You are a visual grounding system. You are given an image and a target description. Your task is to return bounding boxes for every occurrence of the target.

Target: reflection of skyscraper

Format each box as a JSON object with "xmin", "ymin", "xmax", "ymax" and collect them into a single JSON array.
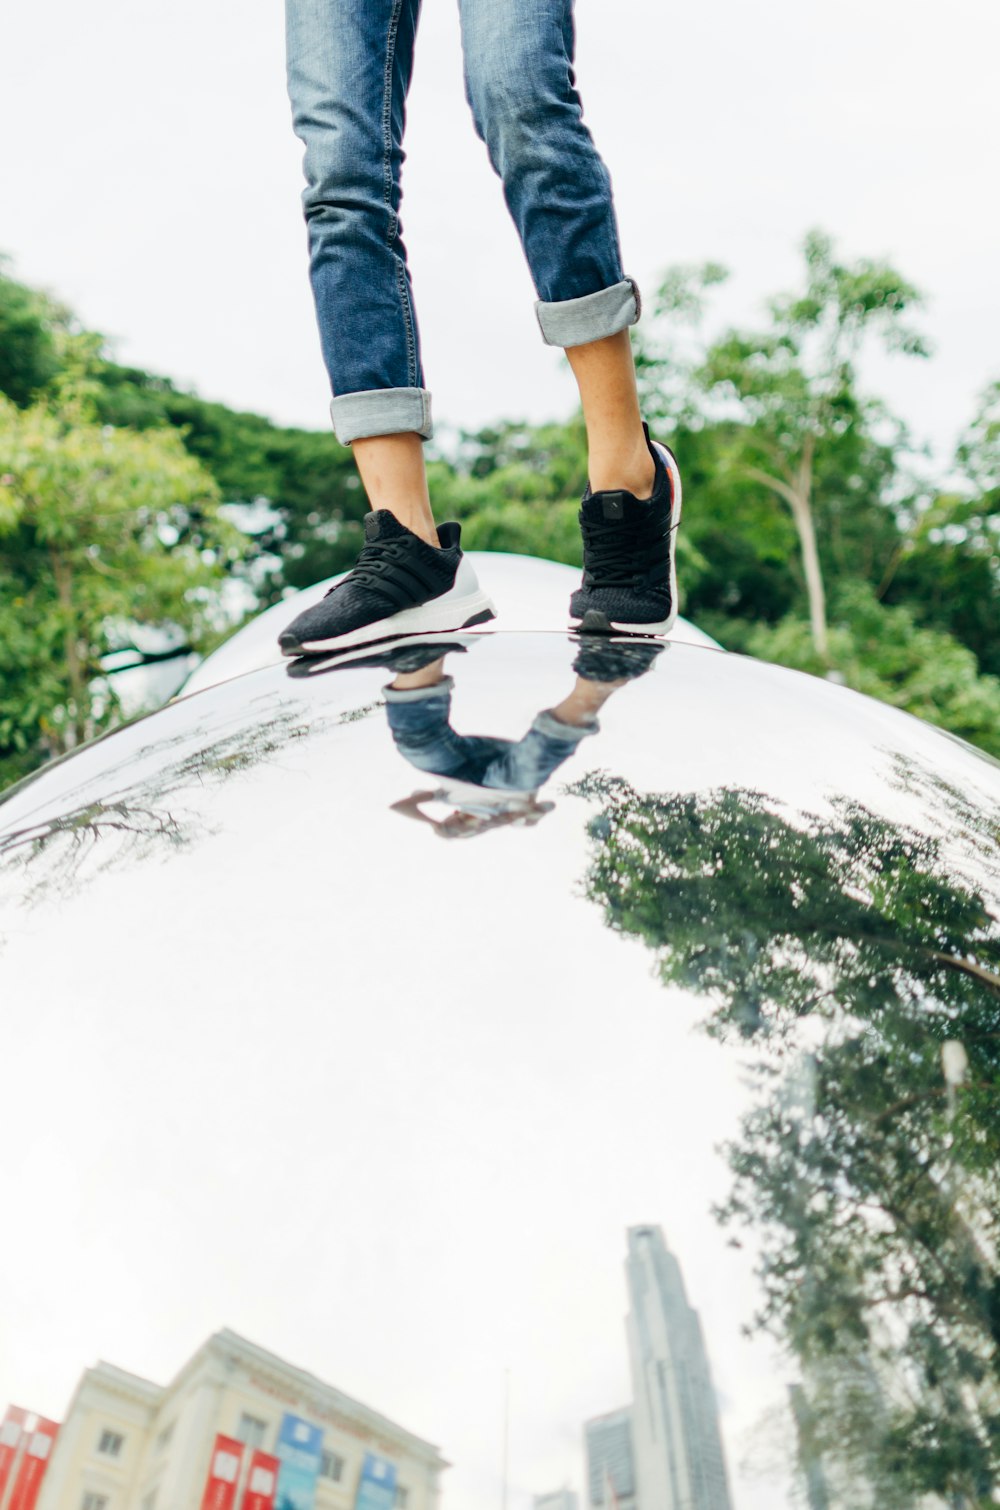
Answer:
[
  {"xmin": 625, "ymin": 1225, "xmax": 732, "ymax": 1510},
  {"xmin": 584, "ymin": 1408, "xmax": 638, "ymax": 1509},
  {"xmin": 534, "ymin": 1491, "xmax": 580, "ymax": 1510}
]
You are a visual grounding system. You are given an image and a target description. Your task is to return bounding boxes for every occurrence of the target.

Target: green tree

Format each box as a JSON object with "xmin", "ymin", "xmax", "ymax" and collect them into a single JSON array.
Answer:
[
  {"xmin": 0, "ymin": 391, "xmax": 243, "ymax": 785},
  {"xmin": 570, "ymin": 765, "xmax": 1000, "ymax": 1504},
  {"xmin": 4, "ymin": 253, "xmax": 996, "ymax": 773},
  {"xmin": 0, "ymin": 264, "xmax": 64, "ymax": 407},
  {"xmin": 89, "ymin": 360, "xmax": 362, "ymax": 596},
  {"xmin": 424, "ymin": 417, "xmax": 589, "ymax": 565},
  {"xmin": 735, "ymin": 580, "xmax": 1000, "ymax": 759},
  {"xmin": 882, "ymin": 379, "xmax": 1000, "ymax": 678},
  {"xmin": 636, "ymin": 233, "xmax": 929, "ymax": 661}
]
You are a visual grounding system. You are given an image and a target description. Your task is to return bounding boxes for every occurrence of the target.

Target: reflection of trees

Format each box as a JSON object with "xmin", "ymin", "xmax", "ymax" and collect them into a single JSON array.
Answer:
[
  {"xmin": 0, "ymin": 702, "xmax": 314, "ymax": 910},
  {"xmin": 569, "ymin": 768, "xmax": 1000, "ymax": 1506}
]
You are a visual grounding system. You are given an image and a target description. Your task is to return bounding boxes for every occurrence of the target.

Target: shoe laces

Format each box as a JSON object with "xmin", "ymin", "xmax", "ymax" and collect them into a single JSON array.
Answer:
[
  {"xmin": 581, "ymin": 512, "xmax": 651, "ymax": 587},
  {"xmin": 325, "ymin": 537, "xmax": 407, "ymax": 597}
]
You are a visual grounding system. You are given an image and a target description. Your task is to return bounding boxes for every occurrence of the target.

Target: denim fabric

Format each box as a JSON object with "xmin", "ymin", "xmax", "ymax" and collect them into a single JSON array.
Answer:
[
  {"xmin": 285, "ymin": 0, "xmax": 636, "ymax": 442},
  {"xmin": 535, "ymin": 277, "xmax": 640, "ymax": 349},
  {"xmin": 383, "ymin": 680, "xmax": 596, "ymax": 794}
]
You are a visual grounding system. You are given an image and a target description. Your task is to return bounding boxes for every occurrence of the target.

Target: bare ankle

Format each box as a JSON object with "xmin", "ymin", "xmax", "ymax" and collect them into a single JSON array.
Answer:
[
  {"xmin": 589, "ymin": 436, "xmax": 656, "ymax": 498},
  {"xmin": 352, "ymin": 433, "xmax": 439, "ymax": 546}
]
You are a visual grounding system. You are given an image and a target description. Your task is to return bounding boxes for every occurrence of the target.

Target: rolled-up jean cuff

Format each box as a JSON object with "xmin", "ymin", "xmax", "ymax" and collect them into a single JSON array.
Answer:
[
  {"xmin": 533, "ymin": 710, "xmax": 599, "ymax": 743},
  {"xmin": 382, "ymin": 676, "xmax": 454, "ymax": 705},
  {"xmin": 534, "ymin": 277, "xmax": 641, "ymax": 349},
  {"xmin": 330, "ymin": 387, "xmax": 434, "ymax": 445}
]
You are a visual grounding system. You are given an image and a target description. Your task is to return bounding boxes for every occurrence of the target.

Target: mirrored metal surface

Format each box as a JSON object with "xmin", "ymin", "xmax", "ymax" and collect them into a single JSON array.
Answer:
[{"xmin": 2, "ymin": 627, "xmax": 998, "ymax": 1510}]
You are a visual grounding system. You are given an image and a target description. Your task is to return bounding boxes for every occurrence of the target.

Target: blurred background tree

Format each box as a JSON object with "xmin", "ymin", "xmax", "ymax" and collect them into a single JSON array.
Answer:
[
  {"xmin": 0, "ymin": 372, "xmax": 243, "ymax": 783},
  {"xmin": 0, "ymin": 232, "xmax": 997, "ymax": 790}
]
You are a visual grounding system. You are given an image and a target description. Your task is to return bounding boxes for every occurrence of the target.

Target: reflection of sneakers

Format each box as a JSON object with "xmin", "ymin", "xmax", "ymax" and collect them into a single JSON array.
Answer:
[
  {"xmin": 278, "ymin": 512, "xmax": 496, "ymax": 657},
  {"xmin": 569, "ymin": 424, "xmax": 682, "ymax": 636},
  {"xmin": 572, "ymin": 636, "xmax": 665, "ymax": 683},
  {"xmin": 286, "ymin": 633, "xmax": 479, "ymax": 679}
]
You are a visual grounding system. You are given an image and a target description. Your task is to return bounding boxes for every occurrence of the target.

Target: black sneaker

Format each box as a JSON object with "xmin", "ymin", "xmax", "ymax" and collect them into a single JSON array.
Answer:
[
  {"xmin": 278, "ymin": 512, "xmax": 496, "ymax": 657},
  {"xmin": 571, "ymin": 636, "xmax": 665, "ymax": 683},
  {"xmin": 285, "ymin": 633, "xmax": 479, "ymax": 679},
  {"xmin": 569, "ymin": 424, "xmax": 682, "ymax": 635}
]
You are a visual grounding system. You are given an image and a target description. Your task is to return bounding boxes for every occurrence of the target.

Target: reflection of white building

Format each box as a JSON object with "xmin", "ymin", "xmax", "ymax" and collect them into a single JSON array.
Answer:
[
  {"xmin": 35, "ymin": 1329, "xmax": 446, "ymax": 1510},
  {"xmin": 534, "ymin": 1492, "xmax": 579, "ymax": 1510},
  {"xmin": 584, "ymin": 1408, "xmax": 638, "ymax": 1510},
  {"xmin": 625, "ymin": 1226, "xmax": 732, "ymax": 1510}
]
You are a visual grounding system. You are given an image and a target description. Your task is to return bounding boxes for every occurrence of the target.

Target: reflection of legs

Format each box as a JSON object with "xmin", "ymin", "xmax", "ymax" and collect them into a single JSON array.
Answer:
[
  {"xmin": 549, "ymin": 637, "xmax": 664, "ymax": 726},
  {"xmin": 384, "ymin": 662, "xmax": 514, "ymax": 780},
  {"xmin": 388, "ymin": 654, "xmax": 594, "ymax": 792},
  {"xmin": 550, "ymin": 674, "xmax": 625, "ymax": 728},
  {"xmin": 391, "ymin": 659, "xmax": 447, "ymax": 695}
]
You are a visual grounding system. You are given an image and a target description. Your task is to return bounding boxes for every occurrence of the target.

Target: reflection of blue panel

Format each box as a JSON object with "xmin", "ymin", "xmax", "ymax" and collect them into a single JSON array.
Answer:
[
  {"xmin": 355, "ymin": 1452, "xmax": 398, "ymax": 1510},
  {"xmin": 275, "ymin": 1413, "xmax": 324, "ymax": 1510}
]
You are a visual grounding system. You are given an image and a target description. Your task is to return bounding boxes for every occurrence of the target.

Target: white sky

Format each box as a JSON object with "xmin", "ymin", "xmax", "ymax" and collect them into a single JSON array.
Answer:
[{"xmin": 2, "ymin": 0, "xmax": 999, "ymax": 466}]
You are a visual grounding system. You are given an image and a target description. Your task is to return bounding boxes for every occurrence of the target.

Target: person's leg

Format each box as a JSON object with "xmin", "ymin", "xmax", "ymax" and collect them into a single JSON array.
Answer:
[
  {"xmin": 286, "ymin": 0, "xmax": 428, "ymax": 440},
  {"xmin": 281, "ymin": 0, "xmax": 496, "ymax": 652},
  {"xmin": 352, "ymin": 434, "xmax": 436, "ymax": 547},
  {"xmin": 458, "ymin": 0, "xmax": 649, "ymax": 490},
  {"xmin": 564, "ymin": 332, "xmax": 655, "ymax": 499},
  {"xmin": 459, "ymin": 0, "xmax": 681, "ymax": 633},
  {"xmin": 285, "ymin": 0, "xmax": 433, "ymax": 538}
]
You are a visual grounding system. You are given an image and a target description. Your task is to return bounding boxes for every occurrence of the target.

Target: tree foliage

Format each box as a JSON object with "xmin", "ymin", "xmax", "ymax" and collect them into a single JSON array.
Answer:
[
  {"xmin": 569, "ymin": 764, "xmax": 1000, "ymax": 1505},
  {"xmin": 0, "ymin": 235, "xmax": 997, "ymax": 789},
  {"xmin": 0, "ymin": 263, "xmax": 64, "ymax": 406},
  {"xmin": 635, "ymin": 232, "xmax": 930, "ymax": 661},
  {"xmin": 0, "ymin": 390, "xmax": 242, "ymax": 782}
]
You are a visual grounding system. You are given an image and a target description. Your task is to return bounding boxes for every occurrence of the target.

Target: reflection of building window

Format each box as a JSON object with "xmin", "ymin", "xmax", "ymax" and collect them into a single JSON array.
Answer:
[
  {"xmin": 154, "ymin": 1421, "xmax": 174, "ymax": 1452},
  {"xmin": 82, "ymin": 1495, "xmax": 109, "ymax": 1510},
  {"xmin": 320, "ymin": 1450, "xmax": 344, "ymax": 1481},
  {"xmin": 237, "ymin": 1414, "xmax": 268, "ymax": 1450},
  {"xmin": 394, "ymin": 1489, "xmax": 409, "ymax": 1508},
  {"xmin": 97, "ymin": 1430, "xmax": 124, "ymax": 1458}
]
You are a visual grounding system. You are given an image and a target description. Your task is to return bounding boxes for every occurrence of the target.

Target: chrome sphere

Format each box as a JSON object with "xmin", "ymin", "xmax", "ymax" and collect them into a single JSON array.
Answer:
[{"xmin": 2, "ymin": 618, "xmax": 998, "ymax": 1510}]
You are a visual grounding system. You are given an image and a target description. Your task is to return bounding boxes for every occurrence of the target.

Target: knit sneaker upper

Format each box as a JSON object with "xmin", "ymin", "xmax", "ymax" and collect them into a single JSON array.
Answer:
[
  {"xmin": 572, "ymin": 637, "xmax": 665, "ymax": 683},
  {"xmin": 280, "ymin": 512, "xmax": 461, "ymax": 648},
  {"xmin": 570, "ymin": 435, "xmax": 677, "ymax": 624}
]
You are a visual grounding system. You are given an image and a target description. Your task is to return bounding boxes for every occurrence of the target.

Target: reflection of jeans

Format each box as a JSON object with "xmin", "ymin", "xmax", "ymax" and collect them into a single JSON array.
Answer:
[
  {"xmin": 384, "ymin": 679, "xmax": 595, "ymax": 792},
  {"xmin": 285, "ymin": 0, "xmax": 639, "ymax": 443}
]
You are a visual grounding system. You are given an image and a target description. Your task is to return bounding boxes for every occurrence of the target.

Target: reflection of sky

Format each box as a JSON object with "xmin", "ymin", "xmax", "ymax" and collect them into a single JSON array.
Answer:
[{"xmin": 3, "ymin": 635, "xmax": 999, "ymax": 1509}]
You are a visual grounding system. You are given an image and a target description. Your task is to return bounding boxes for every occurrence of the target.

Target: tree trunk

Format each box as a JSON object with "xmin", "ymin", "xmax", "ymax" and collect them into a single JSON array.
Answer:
[
  {"xmin": 789, "ymin": 492, "xmax": 829, "ymax": 661},
  {"xmin": 748, "ymin": 434, "xmax": 829, "ymax": 661},
  {"xmin": 50, "ymin": 547, "xmax": 86, "ymax": 748}
]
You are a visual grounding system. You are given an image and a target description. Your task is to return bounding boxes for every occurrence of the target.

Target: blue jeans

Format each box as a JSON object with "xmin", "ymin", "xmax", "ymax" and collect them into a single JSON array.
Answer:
[
  {"xmin": 285, "ymin": 0, "xmax": 640, "ymax": 443},
  {"xmin": 384, "ymin": 678, "xmax": 596, "ymax": 793}
]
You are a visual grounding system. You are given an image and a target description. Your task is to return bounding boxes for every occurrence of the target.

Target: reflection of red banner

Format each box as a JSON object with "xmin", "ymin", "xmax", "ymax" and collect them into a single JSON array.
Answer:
[
  {"xmin": 200, "ymin": 1435, "xmax": 245, "ymax": 1510},
  {"xmin": 239, "ymin": 1449, "xmax": 280, "ymax": 1510},
  {"xmin": 7, "ymin": 1417, "xmax": 59, "ymax": 1510},
  {"xmin": 0, "ymin": 1406, "xmax": 29, "ymax": 1498}
]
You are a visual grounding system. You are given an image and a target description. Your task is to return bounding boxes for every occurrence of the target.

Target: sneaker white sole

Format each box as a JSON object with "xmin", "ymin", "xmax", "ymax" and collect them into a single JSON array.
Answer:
[
  {"xmin": 289, "ymin": 589, "xmax": 497, "ymax": 657},
  {"xmin": 288, "ymin": 629, "xmax": 486, "ymax": 671},
  {"xmin": 570, "ymin": 441, "xmax": 683, "ymax": 637}
]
